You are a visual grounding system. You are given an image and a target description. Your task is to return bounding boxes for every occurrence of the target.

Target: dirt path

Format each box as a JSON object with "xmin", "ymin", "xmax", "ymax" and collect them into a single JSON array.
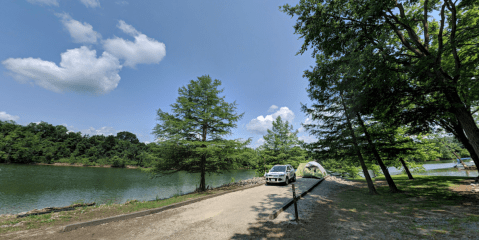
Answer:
[{"xmin": 2, "ymin": 178, "xmax": 320, "ymax": 240}]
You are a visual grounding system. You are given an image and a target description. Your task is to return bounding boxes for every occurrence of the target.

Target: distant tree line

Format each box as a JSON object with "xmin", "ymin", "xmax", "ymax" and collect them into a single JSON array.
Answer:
[{"xmin": 0, "ymin": 120, "xmax": 157, "ymax": 167}]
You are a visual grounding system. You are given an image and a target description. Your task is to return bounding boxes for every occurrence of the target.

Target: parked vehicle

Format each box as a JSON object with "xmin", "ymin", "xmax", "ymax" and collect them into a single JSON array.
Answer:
[{"xmin": 264, "ymin": 164, "xmax": 296, "ymax": 185}]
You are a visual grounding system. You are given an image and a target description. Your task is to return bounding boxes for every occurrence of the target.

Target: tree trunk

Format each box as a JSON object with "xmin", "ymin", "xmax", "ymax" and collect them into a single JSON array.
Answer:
[
  {"xmin": 199, "ymin": 154, "xmax": 206, "ymax": 192},
  {"xmin": 199, "ymin": 125, "xmax": 207, "ymax": 192},
  {"xmin": 356, "ymin": 112, "xmax": 401, "ymax": 193},
  {"xmin": 399, "ymin": 157, "xmax": 414, "ymax": 180},
  {"xmin": 452, "ymin": 121, "xmax": 479, "ymax": 175},
  {"xmin": 443, "ymin": 88, "xmax": 479, "ymax": 169},
  {"xmin": 341, "ymin": 94, "xmax": 378, "ymax": 195}
]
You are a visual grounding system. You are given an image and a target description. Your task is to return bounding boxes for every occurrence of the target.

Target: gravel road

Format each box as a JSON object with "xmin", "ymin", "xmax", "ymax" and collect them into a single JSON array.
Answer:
[
  {"xmin": 4, "ymin": 177, "xmax": 321, "ymax": 240},
  {"xmin": 272, "ymin": 176, "xmax": 357, "ymax": 223}
]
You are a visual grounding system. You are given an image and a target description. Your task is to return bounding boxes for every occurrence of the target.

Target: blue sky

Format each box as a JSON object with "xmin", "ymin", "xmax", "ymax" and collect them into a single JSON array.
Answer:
[{"xmin": 0, "ymin": 0, "xmax": 317, "ymax": 147}]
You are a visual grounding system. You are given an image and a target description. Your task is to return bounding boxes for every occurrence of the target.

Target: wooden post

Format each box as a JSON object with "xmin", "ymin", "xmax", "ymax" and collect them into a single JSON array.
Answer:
[{"xmin": 292, "ymin": 184, "xmax": 299, "ymax": 222}]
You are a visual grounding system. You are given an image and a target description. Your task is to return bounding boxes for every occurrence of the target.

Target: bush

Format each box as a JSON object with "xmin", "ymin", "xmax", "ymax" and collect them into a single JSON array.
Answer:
[
  {"xmin": 81, "ymin": 157, "xmax": 94, "ymax": 166},
  {"xmin": 111, "ymin": 156, "xmax": 126, "ymax": 168},
  {"xmin": 97, "ymin": 158, "xmax": 109, "ymax": 166}
]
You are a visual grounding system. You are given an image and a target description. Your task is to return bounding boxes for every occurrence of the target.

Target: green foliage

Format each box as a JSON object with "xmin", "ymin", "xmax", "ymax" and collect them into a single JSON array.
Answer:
[
  {"xmin": 0, "ymin": 120, "xmax": 155, "ymax": 167},
  {"xmin": 282, "ymin": 0, "xmax": 479, "ymax": 174},
  {"xmin": 111, "ymin": 156, "xmax": 126, "ymax": 168},
  {"xmin": 151, "ymin": 75, "xmax": 247, "ymax": 191},
  {"xmin": 258, "ymin": 116, "xmax": 308, "ymax": 172}
]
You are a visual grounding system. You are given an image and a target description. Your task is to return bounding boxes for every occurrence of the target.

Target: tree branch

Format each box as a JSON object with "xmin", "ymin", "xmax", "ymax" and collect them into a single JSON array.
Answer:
[
  {"xmin": 436, "ymin": 3, "xmax": 446, "ymax": 66},
  {"xmin": 445, "ymin": 0, "xmax": 461, "ymax": 81},
  {"xmin": 423, "ymin": 0, "xmax": 429, "ymax": 50}
]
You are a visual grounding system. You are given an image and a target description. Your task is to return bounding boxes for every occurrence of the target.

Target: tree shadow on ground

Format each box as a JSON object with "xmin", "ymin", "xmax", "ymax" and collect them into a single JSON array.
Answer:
[{"xmin": 230, "ymin": 178, "xmax": 350, "ymax": 240}]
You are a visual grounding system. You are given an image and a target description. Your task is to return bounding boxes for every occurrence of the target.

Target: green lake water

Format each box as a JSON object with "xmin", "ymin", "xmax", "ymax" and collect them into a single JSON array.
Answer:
[{"xmin": 0, "ymin": 164, "xmax": 256, "ymax": 215}]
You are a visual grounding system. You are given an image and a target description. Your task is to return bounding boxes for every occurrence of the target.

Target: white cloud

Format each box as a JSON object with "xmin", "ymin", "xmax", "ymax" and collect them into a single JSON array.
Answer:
[
  {"xmin": 299, "ymin": 135, "xmax": 317, "ymax": 143},
  {"xmin": 249, "ymin": 138, "xmax": 265, "ymax": 148},
  {"xmin": 116, "ymin": 20, "xmax": 139, "ymax": 36},
  {"xmin": 82, "ymin": 126, "xmax": 117, "ymax": 136},
  {"xmin": 246, "ymin": 106, "xmax": 295, "ymax": 135},
  {"xmin": 115, "ymin": 1, "xmax": 128, "ymax": 6},
  {"xmin": 56, "ymin": 13, "xmax": 101, "ymax": 44},
  {"xmin": 267, "ymin": 105, "xmax": 278, "ymax": 113},
  {"xmin": 0, "ymin": 111, "xmax": 20, "ymax": 121},
  {"xmin": 102, "ymin": 20, "xmax": 166, "ymax": 68},
  {"xmin": 79, "ymin": 0, "xmax": 100, "ymax": 8},
  {"xmin": 27, "ymin": 0, "xmax": 59, "ymax": 6},
  {"xmin": 2, "ymin": 46, "xmax": 122, "ymax": 94},
  {"xmin": 298, "ymin": 116, "xmax": 313, "ymax": 133}
]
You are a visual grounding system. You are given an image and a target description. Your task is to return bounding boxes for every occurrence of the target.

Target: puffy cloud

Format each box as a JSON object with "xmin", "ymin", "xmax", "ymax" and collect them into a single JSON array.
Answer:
[
  {"xmin": 116, "ymin": 20, "xmax": 139, "ymax": 36},
  {"xmin": 115, "ymin": 1, "xmax": 128, "ymax": 6},
  {"xmin": 79, "ymin": 0, "xmax": 100, "ymax": 8},
  {"xmin": 246, "ymin": 106, "xmax": 295, "ymax": 135},
  {"xmin": 27, "ymin": 0, "xmax": 59, "ymax": 6},
  {"xmin": 102, "ymin": 20, "xmax": 166, "ymax": 68},
  {"xmin": 267, "ymin": 105, "xmax": 278, "ymax": 113},
  {"xmin": 2, "ymin": 46, "xmax": 122, "ymax": 94},
  {"xmin": 82, "ymin": 126, "xmax": 117, "ymax": 136},
  {"xmin": 298, "ymin": 135, "xmax": 317, "ymax": 143},
  {"xmin": 0, "ymin": 111, "xmax": 20, "ymax": 121},
  {"xmin": 56, "ymin": 13, "xmax": 101, "ymax": 44}
]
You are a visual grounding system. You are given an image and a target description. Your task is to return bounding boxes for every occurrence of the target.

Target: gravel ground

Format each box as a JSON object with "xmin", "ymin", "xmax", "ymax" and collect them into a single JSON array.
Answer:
[{"xmin": 272, "ymin": 176, "xmax": 357, "ymax": 223}]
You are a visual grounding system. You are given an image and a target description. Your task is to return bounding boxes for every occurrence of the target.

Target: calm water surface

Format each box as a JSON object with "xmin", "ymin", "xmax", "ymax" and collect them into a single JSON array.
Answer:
[
  {"xmin": 387, "ymin": 162, "xmax": 477, "ymax": 177},
  {"xmin": 0, "ymin": 164, "xmax": 256, "ymax": 215}
]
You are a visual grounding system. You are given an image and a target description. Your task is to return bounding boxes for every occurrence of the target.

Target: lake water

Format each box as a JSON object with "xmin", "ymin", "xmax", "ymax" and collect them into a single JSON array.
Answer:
[
  {"xmin": 387, "ymin": 162, "xmax": 478, "ymax": 177},
  {"xmin": 355, "ymin": 162, "xmax": 478, "ymax": 178},
  {"xmin": 0, "ymin": 164, "xmax": 256, "ymax": 215}
]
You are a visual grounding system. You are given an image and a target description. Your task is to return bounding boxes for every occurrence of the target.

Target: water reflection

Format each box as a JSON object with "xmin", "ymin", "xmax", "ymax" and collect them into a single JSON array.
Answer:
[{"xmin": 0, "ymin": 164, "xmax": 256, "ymax": 215}]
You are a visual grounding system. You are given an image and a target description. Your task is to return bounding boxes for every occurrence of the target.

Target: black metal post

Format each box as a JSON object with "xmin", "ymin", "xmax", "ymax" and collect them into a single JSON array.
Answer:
[{"xmin": 292, "ymin": 184, "xmax": 299, "ymax": 222}]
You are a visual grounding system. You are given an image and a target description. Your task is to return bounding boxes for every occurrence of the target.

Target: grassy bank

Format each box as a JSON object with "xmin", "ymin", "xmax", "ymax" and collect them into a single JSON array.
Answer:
[
  {"xmin": 330, "ymin": 175, "xmax": 479, "ymax": 238},
  {"xmin": 0, "ymin": 183, "xmax": 257, "ymax": 235}
]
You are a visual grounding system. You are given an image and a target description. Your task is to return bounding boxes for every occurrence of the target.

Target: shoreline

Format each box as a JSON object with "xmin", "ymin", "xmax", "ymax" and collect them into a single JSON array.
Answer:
[
  {"xmin": 0, "ymin": 162, "xmax": 145, "ymax": 169},
  {"xmin": 0, "ymin": 176, "xmax": 266, "ymax": 218},
  {"xmin": 33, "ymin": 162, "xmax": 142, "ymax": 169}
]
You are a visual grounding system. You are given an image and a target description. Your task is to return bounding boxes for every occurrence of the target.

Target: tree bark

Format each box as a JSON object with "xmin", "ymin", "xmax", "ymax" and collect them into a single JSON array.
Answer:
[
  {"xmin": 356, "ymin": 113, "xmax": 401, "ymax": 193},
  {"xmin": 199, "ymin": 154, "xmax": 206, "ymax": 191},
  {"xmin": 399, "ymin": 157, "xmax": 414, "ymax": 180},
  {"xmin": 199, "ymin": 125, "xmax": 207, "ymax": 192},
  {"xmin": 452, "ymin": 121, "xmax": 479, "ymax": 175},
  {"xmin": 341, "ymin": 95, "xmax": 378, "ymax": 195},
  {"xmin": 443, "ymin": 88, "xmax": 479, "ymax": 169}
]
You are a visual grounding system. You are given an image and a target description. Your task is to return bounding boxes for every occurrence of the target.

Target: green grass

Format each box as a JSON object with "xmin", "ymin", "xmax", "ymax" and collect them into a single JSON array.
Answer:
[
  {"xmin": 118, "ymin": 192, "xmax": 213, "ymax": 213},
  {"xmin": 331, "ymin": 175, "xmax": 478, "ymax": 238},
  {"xmin": 338, "ymin": 175, "xmax": 471, "ymax": 211}
]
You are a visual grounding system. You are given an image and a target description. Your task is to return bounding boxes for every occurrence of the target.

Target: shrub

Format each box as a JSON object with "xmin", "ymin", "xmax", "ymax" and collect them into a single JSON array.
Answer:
[{"xmin": 111, "ymin": 156, "xmax": 126, "ymax": 168}]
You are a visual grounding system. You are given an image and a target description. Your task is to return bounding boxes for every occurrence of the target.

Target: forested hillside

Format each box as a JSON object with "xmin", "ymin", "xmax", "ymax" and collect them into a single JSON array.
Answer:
[{"xmin": 0, "ymin": 120, "xmax": 156, "ymax": 167}]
